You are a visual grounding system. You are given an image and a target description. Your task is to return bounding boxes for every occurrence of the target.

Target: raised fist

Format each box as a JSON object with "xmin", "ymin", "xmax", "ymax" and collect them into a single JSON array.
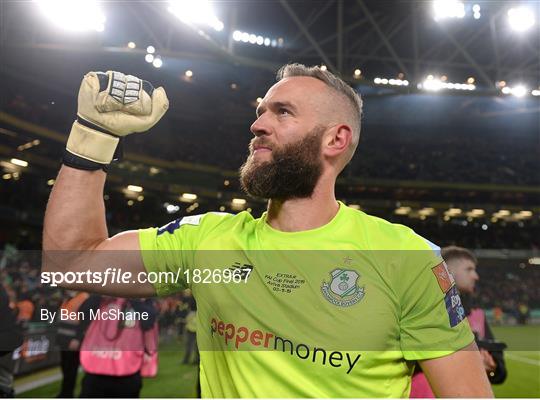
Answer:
[{"xmin": 64, "ymin": 71, "xmax": 169, "ymax": 170}]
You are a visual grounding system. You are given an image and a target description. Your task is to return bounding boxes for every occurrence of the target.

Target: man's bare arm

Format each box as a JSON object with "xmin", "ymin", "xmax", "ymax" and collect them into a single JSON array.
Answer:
[
  {"xmin": 41, "ymin": 71, "xmax": 168, "ymax": 297},
  {"xmin": 42, "ymin": 165, "xmax": 155, "ymax": 297},
  {"xmin": 419, "ymin": 341, "xmax": 494, "ymax": 398}
]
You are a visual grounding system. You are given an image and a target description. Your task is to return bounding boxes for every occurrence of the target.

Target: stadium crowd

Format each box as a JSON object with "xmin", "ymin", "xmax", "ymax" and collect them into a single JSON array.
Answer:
[{"xmin": 2, "ymin": 92, "xmax": 539, "ymax": 186}]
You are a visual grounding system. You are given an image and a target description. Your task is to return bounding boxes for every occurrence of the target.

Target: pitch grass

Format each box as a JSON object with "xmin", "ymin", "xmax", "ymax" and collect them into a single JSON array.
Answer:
[
  {"xmin": 17, "ymin": 338, "xmax": 199, "ymax": 398},
  {"xmin": 490, "ymin": 325, "xmax": 540, "ymax": 398},
  {"xmin": 18, "ymin": 326, "xmax": 540, "ymax": 398}
]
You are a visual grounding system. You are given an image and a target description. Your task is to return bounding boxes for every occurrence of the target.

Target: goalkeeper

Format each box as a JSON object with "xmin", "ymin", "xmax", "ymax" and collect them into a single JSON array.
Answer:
[{"xmin": 43, "ymin": 66, "xmax": 493, "ymax": 397}]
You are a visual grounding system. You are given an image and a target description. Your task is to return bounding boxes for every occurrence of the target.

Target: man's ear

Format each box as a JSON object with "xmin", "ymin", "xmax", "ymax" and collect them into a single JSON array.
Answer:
[{"xmin": 323, "ymin": 124, "xmax": 352, "ymax": 158}]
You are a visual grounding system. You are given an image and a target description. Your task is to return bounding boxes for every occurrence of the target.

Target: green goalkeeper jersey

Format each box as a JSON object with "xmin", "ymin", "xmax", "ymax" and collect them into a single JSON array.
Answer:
[{"xmin": 139, "ymin": 202, "xmax": 473, "ymax": 398}]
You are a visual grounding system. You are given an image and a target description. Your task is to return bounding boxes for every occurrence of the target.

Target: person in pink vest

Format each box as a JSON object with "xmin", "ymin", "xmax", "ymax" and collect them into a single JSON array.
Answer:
[
  {"xmin": 411, "ymin": 246, "xmax": 507, "ymax": 398},
  {"xmin": 77, "ymin": 296, "xmax": 158, "ymax": 398}
]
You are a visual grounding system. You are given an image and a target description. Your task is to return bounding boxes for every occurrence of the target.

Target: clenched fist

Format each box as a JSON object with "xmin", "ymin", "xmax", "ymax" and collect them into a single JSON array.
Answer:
[{"xmin": 64, "ymin": 71, "xmax": 169, "ymax": 170}]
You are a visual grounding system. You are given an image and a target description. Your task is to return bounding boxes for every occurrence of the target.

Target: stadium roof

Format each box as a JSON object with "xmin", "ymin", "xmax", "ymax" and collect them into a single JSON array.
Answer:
[{"xmin": 1, "ymin": 1, "xmax": 540, "ymax": 89}]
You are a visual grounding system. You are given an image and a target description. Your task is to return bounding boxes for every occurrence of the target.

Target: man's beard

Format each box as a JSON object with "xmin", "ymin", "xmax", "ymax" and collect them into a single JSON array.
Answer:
[{"xmin": 239, "ymin": 126, "xmax": 325, "ymax": 200}]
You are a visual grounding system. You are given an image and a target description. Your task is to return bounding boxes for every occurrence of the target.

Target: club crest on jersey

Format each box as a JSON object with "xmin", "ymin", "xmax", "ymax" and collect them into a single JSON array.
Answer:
[{"xmin": 321, "ymin": 269, "xmax": 365, "ymax": 307}]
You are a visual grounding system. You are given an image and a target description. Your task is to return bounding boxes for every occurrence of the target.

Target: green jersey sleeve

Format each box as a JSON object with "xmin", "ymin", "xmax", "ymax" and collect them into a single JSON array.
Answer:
[
  {"xmin": 138, "ymin": 214, "xmax": 206, "ymax": 296},
  {"xmin": 397, "ymin": 233, "xmax": 474, "ymax": 360}
]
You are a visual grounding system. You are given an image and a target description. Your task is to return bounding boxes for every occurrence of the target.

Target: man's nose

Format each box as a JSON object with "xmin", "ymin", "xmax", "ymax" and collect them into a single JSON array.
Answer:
[{"xmin": 250, "ymin": 116, "xmax": 270, "ymax": 137}]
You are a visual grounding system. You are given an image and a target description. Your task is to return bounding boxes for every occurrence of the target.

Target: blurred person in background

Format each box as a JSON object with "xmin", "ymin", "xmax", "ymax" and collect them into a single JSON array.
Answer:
[
  {"xmin": 15, "ymin": 291, "xmax": 34, "ymax": 324},
  {"xmin": 517, "ymin": 302, "xmax": 530, "ymax": 325},
  {"xmin": 493, "ymin": 305, "xmax": 504, "ymax": 325},
  {"xmin": 0, "ymin": 284, "xmax": 23, "ymax": 398},
  {"xmin": 411, "ymin": 246, "xmax": 507, "ymax": 397},
  {"xmin": 443, "ymin": 246, "xmax": 506, "ymax": 384},
  {"xmin": 182, "ymin": 294, "xmax": 198, "ymax": 365},
  {"xmin": 78, "ymin": 296, "xmax": 158, "ymax": 398},
  {"xmin": 55, "ymin": 291, "xmax": 89, "ymax": 398}
]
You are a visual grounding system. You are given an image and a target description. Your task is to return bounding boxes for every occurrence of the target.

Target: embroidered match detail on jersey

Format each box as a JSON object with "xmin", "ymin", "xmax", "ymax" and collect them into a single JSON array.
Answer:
[{"xmin": 264, "ymin": 272, "xmax": 305, "ymax": 294}]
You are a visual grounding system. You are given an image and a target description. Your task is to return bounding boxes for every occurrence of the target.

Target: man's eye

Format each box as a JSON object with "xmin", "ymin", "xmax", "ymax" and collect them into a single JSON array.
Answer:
[{"xmin": 278, "ymin": 108, "xmax": 290, "ymax": 116}]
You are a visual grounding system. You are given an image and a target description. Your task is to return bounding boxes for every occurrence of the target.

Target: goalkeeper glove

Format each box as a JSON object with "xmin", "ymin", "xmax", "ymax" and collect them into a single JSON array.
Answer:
[{"xmin": 63, "ymin": 71, "xmax": 169, "ymax": 171}]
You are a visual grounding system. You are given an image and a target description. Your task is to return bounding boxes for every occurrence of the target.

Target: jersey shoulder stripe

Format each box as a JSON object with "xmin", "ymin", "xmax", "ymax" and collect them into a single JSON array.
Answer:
[{"xmin": 157, "ymin": 212, "xmax": 234, "ymax": 236}]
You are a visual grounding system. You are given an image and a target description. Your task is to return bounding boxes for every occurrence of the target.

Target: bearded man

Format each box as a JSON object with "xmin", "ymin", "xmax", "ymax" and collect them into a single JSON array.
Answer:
[{"xmin": 42, "ymin": 64, "xmax": 492, "ymax": 397}]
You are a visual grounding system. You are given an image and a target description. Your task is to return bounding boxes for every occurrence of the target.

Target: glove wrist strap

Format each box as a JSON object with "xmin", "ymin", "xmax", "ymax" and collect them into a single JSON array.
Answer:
[
  {"xmin": 62, "ymin": 149, "xmax": 108, "ymax": 171},
  {"xmin": 65, "ymin": 120, "xmax": 119, "ymax": 167}
]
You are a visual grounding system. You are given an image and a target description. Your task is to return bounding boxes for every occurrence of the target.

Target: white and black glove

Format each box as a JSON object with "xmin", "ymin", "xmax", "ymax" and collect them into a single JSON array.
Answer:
[{"xmin": 63, "ymin": 71, "xmax": 169, "ymax": 171}]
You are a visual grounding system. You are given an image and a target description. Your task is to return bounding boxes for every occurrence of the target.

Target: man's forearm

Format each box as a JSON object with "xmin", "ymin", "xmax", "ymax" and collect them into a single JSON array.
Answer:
[{"xmin": 43, "ymin": 165, "xmax": 108, "ymax": 251}]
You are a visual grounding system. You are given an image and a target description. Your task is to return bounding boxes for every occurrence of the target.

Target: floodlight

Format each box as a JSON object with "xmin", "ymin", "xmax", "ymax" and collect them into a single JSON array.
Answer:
[
  {"xmin": 128, "ymin": 42, "xmax": 136, "ymax": 49},
  {"xmin": 127, "ymin": 185, "xmax": 143, "ymax": 193},
  {"xmin": 394, "ymin": 206, "xmax": 411, "ymax": 215},
  {"xmin": 511, "ymin": 85, "xmax": 527, "ymax": 97},
  {"xmin": 529, "ymin": 257, "xmax": 540, "ymax": 265},
  {"xmin": 249, "ymin": 34, "xmax": 256, "ymax": 44},
  {"xmin": 145, "ymin": 54, "xmax": 154, "ymax": 63},
  {"xmin": 508, "ymin": 7, "xmax": 535, "ymax": 32},
  {"xmin": 433, "ymin": 0, "xmax": 465, "ymax": 20},
  {"xmin": 185, "ymin": 70, "xmax": 193, "ymax": 77},
  {"xmin": 419, "ymin": 75, "xmax": 475, "ymax": 92},
  {"xmin": 168, "ymin": 0, "xmax": 224, "ymax": 31},
  {"xmin": 501, "ymin": 86, "xmax": 511, "ymax": 94},
  {"xmin": 232, "ymin": 30, "xmax": 242, "ymax": 41},
  {"xmin": 472, "ymin": 4, "xmax": 480, "ymax": 13},
  {"xmin": 374, "ymin": 77, "xmax": 408, "ymax": 87},
  {"xmin": 35, "ymin": 0, "xmax": 106, "ymax": 32},
  {"xmin": 152, "ymin": 57, "xmax": 163, "ymax": 68},
  {"xmin": 180, "ymin": 193, "xmax": 197, "ymax": 202},
  {"xmin": 423, "ymin": 78, "xmax": 443, "ymax": 91},
  {"xmin": 256, "ymin": 36, "xmax": 264, "ymax": 45},
  {"xmin": 354, "ymin": 69, "xmax": 361, "ymax": 77},
  {"xmin": 241, "ymin": 32, "xmax": 249, "ymax": 42},
  {"xmin": 166, "ymin": 204, "xmax": 180, "ymax": 214},
  {"xmin": 11, "ymin": 158, "xmax": 28, "ymax": 167},
  {"xmin": 213, "ymin": 21, "xmax": 224, "ymax": 31},
  {"xmin": 263, "ymin": 38, "xmax": 271, "ymax": 46},
  {"xmin": 532, "ymin": 90, "xmax": 540, "ymax": 96}
]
